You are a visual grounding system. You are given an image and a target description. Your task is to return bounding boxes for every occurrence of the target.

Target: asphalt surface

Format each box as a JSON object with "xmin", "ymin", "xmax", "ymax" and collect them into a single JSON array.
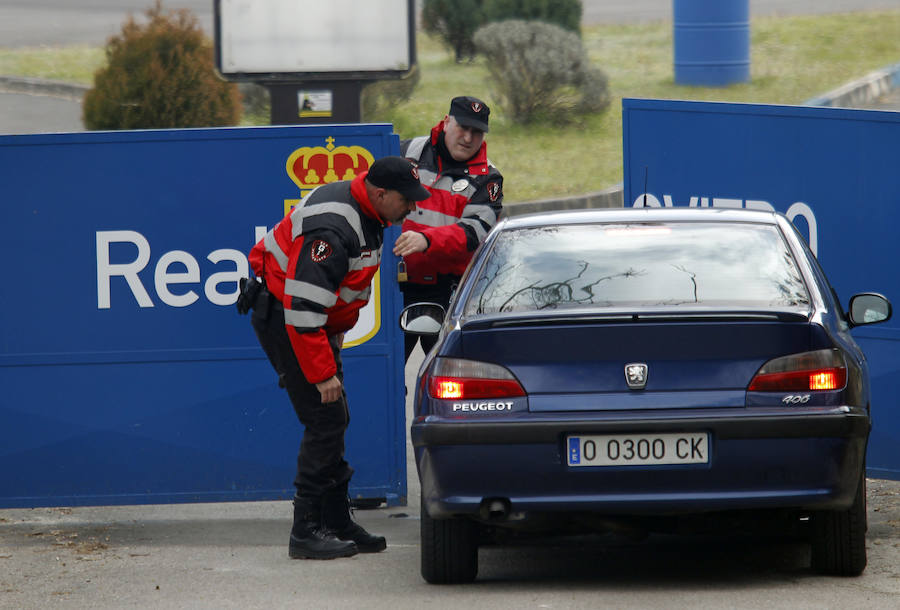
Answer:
[
  {"xmin": 0, "ymin": 0, "xmax": 212, "ymax": 48},
  {"xmin": 0, "ymin": 88, "xmax": 82, "ymax": 134}
]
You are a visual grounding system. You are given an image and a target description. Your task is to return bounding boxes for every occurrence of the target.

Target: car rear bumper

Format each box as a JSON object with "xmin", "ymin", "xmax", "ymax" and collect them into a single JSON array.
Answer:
[{"xmin": 412, "ymin": 409, "xmax": 869, "ymax": 519}]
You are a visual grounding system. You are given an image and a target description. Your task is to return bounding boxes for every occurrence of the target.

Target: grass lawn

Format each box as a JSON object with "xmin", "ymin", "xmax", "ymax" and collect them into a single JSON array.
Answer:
[{"xmin": 1, "ymin": 10, "xmax": 898, "ymax": 202}]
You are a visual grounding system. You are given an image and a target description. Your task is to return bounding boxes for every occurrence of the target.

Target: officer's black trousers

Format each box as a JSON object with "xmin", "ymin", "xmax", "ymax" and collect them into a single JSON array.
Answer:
[{"xmin": 251, "ymin": 305, "xmax": 353, "ymax": 500}]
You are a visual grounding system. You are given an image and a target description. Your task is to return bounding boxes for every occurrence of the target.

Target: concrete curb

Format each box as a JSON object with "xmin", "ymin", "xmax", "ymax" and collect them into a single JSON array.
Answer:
[
  {"xmin": 0, "ymin": 75, "xmax": 88, "ymax": 101},
  {"xmin": 804, "ymin": 62, "xmax": 900, "ymax": 108}
]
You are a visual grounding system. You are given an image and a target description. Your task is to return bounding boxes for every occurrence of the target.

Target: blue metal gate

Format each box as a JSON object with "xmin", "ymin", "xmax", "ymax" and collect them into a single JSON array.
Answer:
[
  {"xmin": 0, "ymin": 124, "xmax": 408, "ymax": 507},
  {"xmin": 623, "ymin": 98, "xmax": 900, "ymax": 480}
]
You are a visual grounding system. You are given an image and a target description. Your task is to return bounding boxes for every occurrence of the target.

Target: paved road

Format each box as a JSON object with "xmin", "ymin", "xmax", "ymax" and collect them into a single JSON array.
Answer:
[
  {"xmin": 0, "ymin": 89, "xmax": 82, "ymax": 134},
  {"xmin": 0, "ymin": 0, "xmax": 212, "ymax": 48}
]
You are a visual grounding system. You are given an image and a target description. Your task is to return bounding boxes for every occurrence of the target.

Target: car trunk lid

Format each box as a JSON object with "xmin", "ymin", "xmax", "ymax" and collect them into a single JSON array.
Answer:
[{"xmin": 458, "ymin": 315, "xmax": 812, "ymax": 412}]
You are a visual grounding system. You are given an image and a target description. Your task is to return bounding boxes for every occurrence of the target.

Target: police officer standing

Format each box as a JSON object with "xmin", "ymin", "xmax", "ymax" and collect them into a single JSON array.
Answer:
[
  {"xmin": 240, "ymin": 156, "xmax": 430, "ymax": 559},
  {"xmin": 393, "ymin": 96, "xmax": 504, "ymax": 362}
]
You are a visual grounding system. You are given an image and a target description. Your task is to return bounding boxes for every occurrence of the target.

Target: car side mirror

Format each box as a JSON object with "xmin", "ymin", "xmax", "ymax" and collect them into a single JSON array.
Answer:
[
  {"xmin": 399, "ymin": 303, "xmax": 445, "ymax": 335},
  {"xmin": 848, "ymin": 293, "xmax": 892, "ymax": 327}
]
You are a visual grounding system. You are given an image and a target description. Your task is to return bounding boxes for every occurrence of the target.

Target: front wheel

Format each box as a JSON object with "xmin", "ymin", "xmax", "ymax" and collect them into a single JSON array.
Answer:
[
  {"xmin": 420, "ymin": 498, "xmax": 478, "ymax": 584},
  {"xmin": 810, "ymin": 473, "xmax": 867, "ymax": 576}
]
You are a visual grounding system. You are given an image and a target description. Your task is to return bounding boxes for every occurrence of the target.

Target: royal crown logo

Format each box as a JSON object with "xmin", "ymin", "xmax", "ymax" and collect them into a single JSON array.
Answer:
[
  {"xmin": 286, "ymin": 136, "xmax": 375, "ymax": 192},
  {"xmin": 284, "ymin": 137, "xmax": 376, "ymax": 215}
]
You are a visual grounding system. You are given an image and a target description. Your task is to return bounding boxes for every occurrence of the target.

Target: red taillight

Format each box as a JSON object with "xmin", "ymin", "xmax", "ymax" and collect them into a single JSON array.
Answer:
[
  {"xmin": 433, "ymin": 379, "xmax": 464, "ymax": 399},
  {"xmin": 427, "ymin": 358, "xmax": 525, "ymax": 399},
  {"xmin": 810, "ymin": 370, "xmax": 843, "ymax": 390},
  {"xmin": 748, "ymin": 349, "xmax": 847, "ymax": 392},
  {"xmin": 429, "ymin": 376, "xmax": 524, "ymax": 399}
]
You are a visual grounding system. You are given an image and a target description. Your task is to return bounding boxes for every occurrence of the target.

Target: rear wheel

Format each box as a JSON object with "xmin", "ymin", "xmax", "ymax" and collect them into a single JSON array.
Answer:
[
  {"xmin": 810, "ymin": 473, "xmax": 867, "ymax": 576},
  {"xmin": 420, "ymin": 497, "xmax": 478, "ymax": 584}
]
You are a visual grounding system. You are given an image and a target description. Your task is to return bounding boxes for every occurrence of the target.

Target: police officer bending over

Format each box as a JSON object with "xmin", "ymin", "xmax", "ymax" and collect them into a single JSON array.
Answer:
[{"xmin": 239, "ymin": 156, "xmax": 430, "ymax": 559}]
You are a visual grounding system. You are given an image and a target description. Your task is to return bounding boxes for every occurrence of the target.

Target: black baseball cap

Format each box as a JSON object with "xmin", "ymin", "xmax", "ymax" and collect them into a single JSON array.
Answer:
[
  {"xmin": 449, "ymin": 95, "xmax": 490, "ymax": 132},
  {"xmin": 366, "ymin": 156, "xmax": 431, "ymax": 202}
]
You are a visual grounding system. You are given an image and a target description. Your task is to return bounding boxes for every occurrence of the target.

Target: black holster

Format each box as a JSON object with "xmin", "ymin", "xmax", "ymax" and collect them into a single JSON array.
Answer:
[{"xmin": 236, "ymin": 277, "xmax": 263, "ymax": 315}]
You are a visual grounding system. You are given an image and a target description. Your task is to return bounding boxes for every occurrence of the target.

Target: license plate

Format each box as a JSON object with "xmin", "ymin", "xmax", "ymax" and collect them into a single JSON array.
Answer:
[{"xmin": 567, "ymin": 432, "xmax": 709, "ymax": 467}]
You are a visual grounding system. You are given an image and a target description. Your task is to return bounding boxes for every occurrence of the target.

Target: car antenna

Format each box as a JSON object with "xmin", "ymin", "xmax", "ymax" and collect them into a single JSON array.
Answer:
[{"xmin": 643, "ymin": 166, "xmax": 648, "ymax": 207}]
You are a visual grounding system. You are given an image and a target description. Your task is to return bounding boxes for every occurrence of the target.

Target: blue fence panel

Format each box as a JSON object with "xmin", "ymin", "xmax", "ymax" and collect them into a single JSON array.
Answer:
[
  {"xmin": 623, "ymin": 98, "xmax": 900, "ymax": 479},
  {"xmin": 0, "ymin": 124, "xmax": 408, "ymax": 507}
]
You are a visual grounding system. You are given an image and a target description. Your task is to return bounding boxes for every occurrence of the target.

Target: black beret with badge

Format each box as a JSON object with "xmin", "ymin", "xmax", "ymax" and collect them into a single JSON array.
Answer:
[{"xmin": 449, "ymin": 96, "xmax": 490, "ymax": 133}]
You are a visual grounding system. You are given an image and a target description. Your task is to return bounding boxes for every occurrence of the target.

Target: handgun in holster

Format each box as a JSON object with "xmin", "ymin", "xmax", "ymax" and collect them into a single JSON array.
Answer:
[{"xmin": 236, "ymin": 277, "xmax": 263, "ymax": 315}]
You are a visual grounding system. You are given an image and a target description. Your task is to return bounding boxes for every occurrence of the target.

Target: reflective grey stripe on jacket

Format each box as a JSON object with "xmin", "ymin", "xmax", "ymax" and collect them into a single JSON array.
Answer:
[
  {"xmin": 264, "ymin": 230, "xmax": 289, "ymax": 271},
  {"xmin": 411, "ymin": 207, "xmax": 458, "ymax": 228},
  {"xmin": 284, "ymin": 279, "xmax": 338, "ymax": 308},
  {"xmin": 291, "ymin": 201, "xmax": 367, "ymax": 249},
  {"xmin": 412, "ymin": 204, "xmax": 497, "ymax": 239},
  {"xmin": 404, "ymin": 136, "xmax": 429, "ymax": 162},
  {"xmin": 284, "ymin": 309, "xmax": 328, "ymax": 328},
  {"xmin": 348, "ymin": 248, "xmax": 381, "ymax": 272},
  {"xmin": 417, "ymin": 168, "xmax": 438, "ymax": 187},
  {"xmin": 458, "ymin": 204, "xmax": 497, "ymax": 242},
  {"xmin": 340, "ymin": 285, "xmax": 372, "ymax": 303}
]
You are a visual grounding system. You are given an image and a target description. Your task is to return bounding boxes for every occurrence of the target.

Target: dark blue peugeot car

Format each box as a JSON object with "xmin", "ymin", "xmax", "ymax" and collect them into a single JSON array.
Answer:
[{"xmin": 400, "ymin": 207, "xmax": 891, "ymax": 584}]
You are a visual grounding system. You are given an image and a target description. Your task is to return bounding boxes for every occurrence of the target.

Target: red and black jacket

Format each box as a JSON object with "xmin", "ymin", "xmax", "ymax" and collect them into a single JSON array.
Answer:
[
  {"xmin": 399, "ymin": 121, "xmax": 503, "ymax": 285},
  {"xmin": 248, "ymin": 172, "xmax": 385, "ymax": 384}
]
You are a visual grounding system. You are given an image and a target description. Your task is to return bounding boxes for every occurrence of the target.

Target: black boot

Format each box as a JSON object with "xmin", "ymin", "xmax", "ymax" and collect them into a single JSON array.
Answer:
[
  {"xmin": 289, "ymin": 496, "xmax": 358, "ymax": 559},
  {"xmin": 322, "ymin": 485, "xmax": 387, "ymax": 553}
]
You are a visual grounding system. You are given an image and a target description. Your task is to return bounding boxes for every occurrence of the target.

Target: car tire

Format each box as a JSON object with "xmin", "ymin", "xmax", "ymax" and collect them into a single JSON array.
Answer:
[
  {"xmin": 420, "ymin": 498, "xmax": 478, "ymax": 584},
  {"xmin": 810, "ymin": 473, "xmax": 867, "ymax": 576}
]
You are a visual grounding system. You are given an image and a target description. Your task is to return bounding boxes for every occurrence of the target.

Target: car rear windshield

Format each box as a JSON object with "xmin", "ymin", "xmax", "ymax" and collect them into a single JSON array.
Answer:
[{"xmin": 463, "ymin": 221, "xmax": 811, "ymax": 315}]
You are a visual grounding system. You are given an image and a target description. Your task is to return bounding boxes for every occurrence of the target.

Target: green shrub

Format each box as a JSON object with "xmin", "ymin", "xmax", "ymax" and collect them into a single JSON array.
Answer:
[
  {"xmin": 83, "ymin": 1, "xmax": 241, "ymax": 130},
  {"xmin": 483, "ymin": 0, "xmax": 582, "ymax": 35},
  {"xmin": 473, "ymin": 20, "xmax": 609, "ymax": 124},
  {"xmin": 422, "ymin": 0, "xmax": 486, "ymax": 63},
  {"xmin": 422, "ymin": 0, "xmax": 583, "ymax": 63}
]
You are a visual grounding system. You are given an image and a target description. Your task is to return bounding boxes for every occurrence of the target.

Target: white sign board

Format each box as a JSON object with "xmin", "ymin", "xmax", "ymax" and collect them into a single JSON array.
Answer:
[{"xmin": 215, "ymin": 0, "xmax": 414, "ymax": 80}]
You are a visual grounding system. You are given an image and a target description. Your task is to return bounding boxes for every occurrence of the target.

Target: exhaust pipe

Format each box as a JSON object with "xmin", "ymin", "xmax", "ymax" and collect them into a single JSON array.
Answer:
[{"xmin": 479, "ymin": 497, "xmax": 511, "ymax": 521}]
